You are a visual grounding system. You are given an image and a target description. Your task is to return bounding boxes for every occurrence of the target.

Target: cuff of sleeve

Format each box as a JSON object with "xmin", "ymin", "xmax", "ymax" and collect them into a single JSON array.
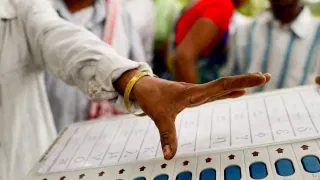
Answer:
[{"xmin": 86, "ymin": 54, "xmax": 152, "ymax": 113}]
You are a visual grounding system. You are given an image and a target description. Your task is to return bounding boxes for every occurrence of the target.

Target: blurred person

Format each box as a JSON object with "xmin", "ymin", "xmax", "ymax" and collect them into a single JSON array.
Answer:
[
  {"xmin": 224, "ymin": 0, "xmax": 320, "ymax": 92},
  {"xmin": 0, "ymin": 0, "xmax": 271, "ymax": 179},
  {"xmin": 122, "ymin": 0, "xmax": 155, "ymax": 66},
  {"xmin": 230, "ymin": 11, "xmax": 252, "ymax": 35},
  {"xmin": 46, "ymin": 0, "xmax": 147, "ymax": 132},
  {"xmin": 152, "ymin": 0, "xmax": 181, "ymax": 75},
  {"xmin": 164, "ymin": 0, "xmax": 249, "ymax": 84}
]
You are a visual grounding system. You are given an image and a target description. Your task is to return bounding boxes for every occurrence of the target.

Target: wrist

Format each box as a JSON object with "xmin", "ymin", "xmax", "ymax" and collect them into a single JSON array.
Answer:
[
  {"xmin": 113, "ymin": 69, "xmax": 154, "ymax": 100},
  {"xmin": 114, "ymin": 69, "xmax": 139, "ymax": 99},
  {"xmin": 131, "ymin": 75, "xmax": 154, "ymax": 101}
]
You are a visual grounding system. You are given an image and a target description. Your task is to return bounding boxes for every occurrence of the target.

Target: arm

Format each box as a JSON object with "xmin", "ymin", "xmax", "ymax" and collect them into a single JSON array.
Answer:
[
  {"xmin": 18, "ymin": 0, "xmax": 271, "ymax": 160},
  {"xmin": 174, "ymin": 18, "xmax": 220, "ymax": 83},
  {"xmin": 18, "ymin": 0, "xmax": 151, "ymax": 112}
]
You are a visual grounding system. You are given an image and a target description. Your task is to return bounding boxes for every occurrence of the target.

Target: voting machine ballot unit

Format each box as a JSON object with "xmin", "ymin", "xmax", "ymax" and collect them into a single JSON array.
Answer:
[{"xmin": 26, "ymin": 85, "xmax": 320, "ymax": 180}]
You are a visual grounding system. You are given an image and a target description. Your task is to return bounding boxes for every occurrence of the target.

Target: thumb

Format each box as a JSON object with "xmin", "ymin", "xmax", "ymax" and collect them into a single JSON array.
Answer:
[{"xmin": 154, "ymin": 115, "xmax": 177, "ymax": 160}]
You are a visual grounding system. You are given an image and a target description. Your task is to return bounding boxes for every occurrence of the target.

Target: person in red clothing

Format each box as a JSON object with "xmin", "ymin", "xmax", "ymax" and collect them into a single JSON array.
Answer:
[{"xmin": 163, "ymin": 0, "xmax": 248, "ymax": 84}]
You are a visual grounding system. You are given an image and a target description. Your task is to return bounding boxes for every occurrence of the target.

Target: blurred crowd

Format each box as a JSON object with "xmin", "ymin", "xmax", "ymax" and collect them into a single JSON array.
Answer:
[
  {"xmin": 1, "ymin": 0, "xmax": 319, "ymax": 179},
  {"xmin": 47, "ymin": 0, "xmax": 320, "ymax": 133},
  {"xmin": 45, "ymin": 0, "xmax": 320, "ymax": 133}
]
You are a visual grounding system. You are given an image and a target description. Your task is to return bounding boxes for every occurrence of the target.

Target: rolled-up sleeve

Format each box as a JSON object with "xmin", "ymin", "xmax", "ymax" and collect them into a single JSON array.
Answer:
[{"xmin": 16, "ymin": 0, "xmax": 152, "ymax": 112}]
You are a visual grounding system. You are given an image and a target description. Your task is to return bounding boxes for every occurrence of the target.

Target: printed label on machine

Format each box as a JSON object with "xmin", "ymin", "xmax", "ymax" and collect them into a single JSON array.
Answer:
[{"xmin": 37, "ymin": 85, "xmax": 320, "ymax": 174}]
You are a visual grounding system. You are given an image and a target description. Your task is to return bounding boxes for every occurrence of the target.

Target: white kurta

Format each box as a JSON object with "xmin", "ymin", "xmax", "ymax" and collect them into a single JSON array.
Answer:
[
  {"xmin": 223, "ymin": 7, "xmax": 320, "ymax": 92},
  {"xmin": 0, "ymin": 0, "xmax": 150, "ymax": 179},
  {"xmin": 46, "ymin": 0, "xmax": 147, "ymax": 132},
  {"xmin": 122, "ymin": 0, "xmax": 155, "ymax": 66}
]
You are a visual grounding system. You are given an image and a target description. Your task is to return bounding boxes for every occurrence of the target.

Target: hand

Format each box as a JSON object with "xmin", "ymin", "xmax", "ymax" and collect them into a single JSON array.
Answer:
[
  {"xmin": 316, "ymin": 76, "xmax": 320, "ymax": 85},
  {"xmin": 115, "ymin": 71, "xmax": 271, "ymax": 160}
]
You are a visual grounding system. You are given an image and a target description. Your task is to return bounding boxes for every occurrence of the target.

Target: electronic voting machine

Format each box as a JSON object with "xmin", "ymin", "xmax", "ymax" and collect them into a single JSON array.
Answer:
[{"xmin": 26, "ymin": 85, "xmax": 320, "ymax": 180}]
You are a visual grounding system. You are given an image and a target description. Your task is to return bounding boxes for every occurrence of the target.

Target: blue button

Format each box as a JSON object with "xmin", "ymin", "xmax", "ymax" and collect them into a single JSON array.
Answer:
[
  {"xmin": 200, "ymin": 168, "xmax": 216, "ymax": 180},
  {"xmin": 154, "ymin": 174, "xmax": 169, "ymax": 180},
  {"xmin": 249, "ymin": 162, "xmax": 268, "ymax": 179},
  {"xmin": 176, "ymin": 171, "xmax": 192, "ymax": 180},
  {"xmin": 302, "ymin": 155, "xmax": 320, "ymax": 173},
  {"xmin": 275, "ymin": 159, "xmax": 295, "ymax": 176},
  {"xmin": 134, "ymin": 177, "xmax": 146, "ymax": 180},
  {"xmin": 224, "ymin": 165, "xmax": 241, "ymax": 180}
]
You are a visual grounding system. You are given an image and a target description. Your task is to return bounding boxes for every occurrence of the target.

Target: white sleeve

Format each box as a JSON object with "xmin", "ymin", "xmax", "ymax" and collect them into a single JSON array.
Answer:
[{"xmin": 17, "ymin": 0, "xmax": 152, "ymax": 112}]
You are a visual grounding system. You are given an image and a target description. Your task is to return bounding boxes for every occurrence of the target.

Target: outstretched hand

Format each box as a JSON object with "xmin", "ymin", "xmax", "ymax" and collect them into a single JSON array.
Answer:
[{"xmin": 115, "ymin": 71, "xmax": 271, "ymax": 160}]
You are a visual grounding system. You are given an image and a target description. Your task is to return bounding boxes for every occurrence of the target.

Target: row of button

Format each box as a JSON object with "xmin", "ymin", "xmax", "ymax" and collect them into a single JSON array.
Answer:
[{"xmin": 134, "ymin": 155, "xmax": 320, "ymax": 180}]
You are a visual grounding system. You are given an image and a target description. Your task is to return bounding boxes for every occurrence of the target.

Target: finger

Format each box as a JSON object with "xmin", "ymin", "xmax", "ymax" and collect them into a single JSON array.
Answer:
[
  {"xmin": 188, "ymin": 89, "xmax": 247, "ymax": 107},
  {"xmin": 153, "ymin": 114, "xmax": 177, "ymax": 160},
  {"xmin": 209, "ymin": 89, "xmax": 247, "ymax": 102},
  {"xmin": 187, "ymin": 90, "xmax": 233, "ymax": 107},
  {"xmin": 252, "ymin": 72, "xmax": 271, "ymax": 84},
  {"xmin": 211, "ymin": 73, "xmax": 267, "ymax": 91},
  {"xmin": 211, "ymin": 73, "xmax": 265, "ymax": 92},
  {"xmin": 202, "ymin": 89, "xmax": 246, "ymax": 105},
  {"xmin": 263, "ymin": 73, "xmax": 271, "ymax": 84},
  {"xmin": 208, "ymin": 73, "xmax": 269, "ymax": 100},
  {"xmin": 251, "ymin": 72, "xmax": 271, "ymax": 83},
  {"xmin": 186, "ymin": 73, "xmax": 266, "ymax": 105},
  {"xmin": 316, "ymin": 76, "xmax": 320, "ymax": 85}
]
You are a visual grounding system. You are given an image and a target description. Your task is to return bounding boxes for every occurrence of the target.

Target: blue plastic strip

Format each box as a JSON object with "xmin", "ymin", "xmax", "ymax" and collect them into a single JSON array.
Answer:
[
  {"xmin": 278, "ymin": 32, "xmax": 296, "ymax": 89},
  {"xmin": 257, "ymin": 22, "xmax": 273, "ymax": 92},
  {"xmin": 300, "ymin": 24, "xmax": 320, "ymax": 85},
  {"xmin": 245, "ymin": 20, "xmax": 257, "ymax": 73}
]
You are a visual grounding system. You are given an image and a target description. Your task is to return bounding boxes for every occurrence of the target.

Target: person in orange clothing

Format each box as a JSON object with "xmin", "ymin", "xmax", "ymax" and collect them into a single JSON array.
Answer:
[{"xmin": 164, "ymin": 0, "xmax": 248, "ymax": 84}]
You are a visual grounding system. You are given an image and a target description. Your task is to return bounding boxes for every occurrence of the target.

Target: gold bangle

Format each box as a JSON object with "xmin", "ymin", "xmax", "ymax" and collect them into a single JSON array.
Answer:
[
  {"xmin": 142, "ymin": 70, "xmax": 158, "ymax": 78},
  {"xmin": 124, "ymin": 71, "xmax": 150, "ymax": 116}
]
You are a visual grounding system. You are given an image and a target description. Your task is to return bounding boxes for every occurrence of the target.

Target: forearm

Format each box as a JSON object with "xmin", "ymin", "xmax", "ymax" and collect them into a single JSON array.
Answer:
[
  {"xmin": 21, "ymin": 0, "xmax": 150, "ymax": 90},
  {"xmin": 19, "ymin": 0, "xmax": 158, "ymax": 114},
  {"xmin": 170, "ymin": 18, "xmax": 220, "ymax": 83},
  {"xmin": 174, "ymin": 53, "xmax": 198, "ymax": 83}
]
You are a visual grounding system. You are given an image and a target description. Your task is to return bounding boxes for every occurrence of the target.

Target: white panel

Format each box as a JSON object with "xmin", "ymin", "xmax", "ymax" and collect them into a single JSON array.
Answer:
[{"xmin": 267, "ymin": 144, "xmax": 303, "ymax": 180}]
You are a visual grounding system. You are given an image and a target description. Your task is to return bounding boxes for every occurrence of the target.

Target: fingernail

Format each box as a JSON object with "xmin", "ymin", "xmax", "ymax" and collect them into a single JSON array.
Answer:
[{"xmin": 163, "ymin": 145, "xmax": 172, "ymax": 158}]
